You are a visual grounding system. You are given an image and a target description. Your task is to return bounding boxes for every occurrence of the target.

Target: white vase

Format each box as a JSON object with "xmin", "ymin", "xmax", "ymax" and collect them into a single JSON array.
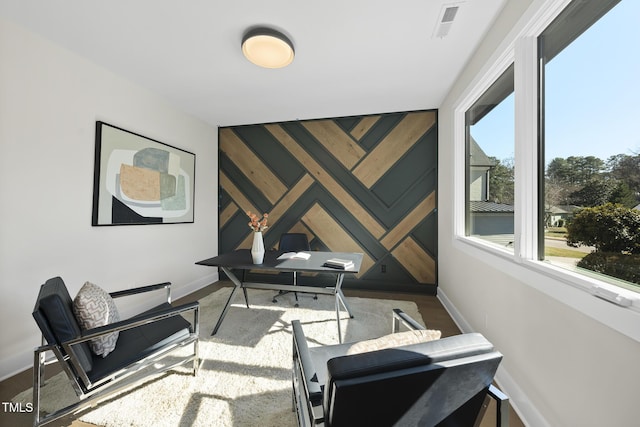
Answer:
[{"xmin": 251, "ymin": 231, "xmax": 265, "ymax": 264}]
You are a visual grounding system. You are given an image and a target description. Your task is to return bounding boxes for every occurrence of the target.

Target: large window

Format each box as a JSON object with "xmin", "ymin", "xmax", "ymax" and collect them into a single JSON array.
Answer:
[
  {"xmin": 458, "ymin": 0, "xmax": 639, "ymax": 300},
  {"xmin": 465, "ymin": 65, "xmax": 515, "ymax": 251},
  {"xmin": 539, "ymin": 0, "xmax": 640, "ymax": 293}
]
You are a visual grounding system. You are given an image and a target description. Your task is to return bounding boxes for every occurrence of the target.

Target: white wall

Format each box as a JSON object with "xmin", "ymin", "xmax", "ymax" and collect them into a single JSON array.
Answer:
[
  {"xmin": 438, "ymin": 1, "xmax": 640, "ymax": 426},
  {"xmin": 0, "ymin": 18, "xmax": 219, "ymax": 380}
]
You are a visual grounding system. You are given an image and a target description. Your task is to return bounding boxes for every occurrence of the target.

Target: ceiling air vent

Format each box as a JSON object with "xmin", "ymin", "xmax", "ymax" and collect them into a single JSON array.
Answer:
[{"xmin": 433, "ymin": 3, "xmax": 463, "ymax": 38}]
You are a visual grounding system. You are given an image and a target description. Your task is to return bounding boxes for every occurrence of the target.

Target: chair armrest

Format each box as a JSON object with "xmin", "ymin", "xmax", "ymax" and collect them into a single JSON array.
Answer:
[
  {"xmin": 292, "ymin": 320, "xmax": 322, "ymax": 398},
  {"xmin": 109, "ymin": 282, "xmax": 172, "ymax": 304},
  {"xmin": 487, "ymin": 384, "xmax": 510, "ymax": 427},
  {"xmin": 392, "ymin": 308, "xmax": 426, "ymax": 332},
  {"xmin": 63, "ymin": 301, "xmax": 199, "ymax": 346}
]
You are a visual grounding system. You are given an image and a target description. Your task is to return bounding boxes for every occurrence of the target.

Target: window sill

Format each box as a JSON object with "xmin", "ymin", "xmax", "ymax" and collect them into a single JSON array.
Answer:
[
  {"xmin": 453, "ymin": 235, "xmax": 640, "ymax": 343},
  {"xmin": 525, "ymin": 259, "xmax": 640, "ymax": 309}
]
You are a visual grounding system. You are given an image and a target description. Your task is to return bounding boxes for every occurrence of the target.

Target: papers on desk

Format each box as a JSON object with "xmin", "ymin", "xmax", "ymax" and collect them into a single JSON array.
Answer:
[
  {"xmin": 277, "ymin": 251, "xmax": 311, "ymax": 260},
  {"xmin": 323, "ymin": 258, "xmax": 355, "ymax": 269}
]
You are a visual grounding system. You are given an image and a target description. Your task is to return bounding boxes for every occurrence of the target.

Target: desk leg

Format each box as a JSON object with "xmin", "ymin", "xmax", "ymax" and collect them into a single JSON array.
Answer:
[
  {"xmin": 334, "ymin": 273, "xmax": 353, "ymax": 317},
  {"xmin": 240, "ymin": 269, "xmax": 249, "ymax": 308},
  {"xmin": 211, "ymin": 267, "xmax": 243, "ymax": 336},
  {"xmin": 334, "ymin": 273, "xmax": 354, "ymax": 343}
]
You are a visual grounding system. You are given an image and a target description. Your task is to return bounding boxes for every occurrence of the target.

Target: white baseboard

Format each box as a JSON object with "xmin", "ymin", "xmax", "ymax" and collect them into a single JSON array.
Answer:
[
  {"xmin": 493, "ymin": 364, "xmax": 551, "ymax": 427},
  {"xmin": 436, "ymin": 288, "xmax": 473, "ymax": 333},
  {"xmin": 173, "ymin": 272, "xmax": 219, "ymax": 301},
  {"xmin": 0, "ymin": 350, "xmax": 34, "ymax": 383},
  {"xmin": 437, "ymin": 288, "xmax": 551, "ymax": 427}
]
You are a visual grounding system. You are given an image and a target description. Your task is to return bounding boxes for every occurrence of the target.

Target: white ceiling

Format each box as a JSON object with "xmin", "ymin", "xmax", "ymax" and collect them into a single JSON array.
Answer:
[{"xmin": 0, "ymin": 0, "xmax": 506, "ymax": 127}]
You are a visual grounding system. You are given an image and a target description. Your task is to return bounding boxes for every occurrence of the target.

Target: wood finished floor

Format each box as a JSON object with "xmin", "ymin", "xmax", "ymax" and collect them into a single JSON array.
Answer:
[{"xmin": 0, "ymin": 282, "xmax": 524, "ymax": 427}]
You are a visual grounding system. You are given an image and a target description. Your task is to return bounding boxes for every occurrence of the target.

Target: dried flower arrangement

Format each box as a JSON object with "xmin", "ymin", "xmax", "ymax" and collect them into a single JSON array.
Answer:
[{"xmin": 246, "ymin": 211, "xmax": 269, "ymax": 232}]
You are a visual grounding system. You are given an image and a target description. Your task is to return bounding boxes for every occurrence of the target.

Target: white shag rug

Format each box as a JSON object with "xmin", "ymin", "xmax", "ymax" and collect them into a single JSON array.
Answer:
[{"xmin": 14, "ymin": 287, "xmax": 424, "ymax": 427}]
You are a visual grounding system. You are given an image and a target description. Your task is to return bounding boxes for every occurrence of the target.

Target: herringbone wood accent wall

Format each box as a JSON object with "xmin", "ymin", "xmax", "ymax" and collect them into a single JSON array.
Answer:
[{"xmin": 219, "ymin": 110, "xmax": 437, "ymax": 292}]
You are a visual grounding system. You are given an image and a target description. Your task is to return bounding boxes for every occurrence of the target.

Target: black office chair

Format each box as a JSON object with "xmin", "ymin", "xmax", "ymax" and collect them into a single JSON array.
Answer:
[{"xmin": 273, "ymin": 233, "xmax": 316, "ymax": 306}]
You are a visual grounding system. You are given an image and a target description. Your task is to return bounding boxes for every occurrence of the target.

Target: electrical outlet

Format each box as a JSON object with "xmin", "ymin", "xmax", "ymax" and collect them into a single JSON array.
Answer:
[{"xmin": 381, "ymin": 264, "xmax": 387, "ymax": 273}]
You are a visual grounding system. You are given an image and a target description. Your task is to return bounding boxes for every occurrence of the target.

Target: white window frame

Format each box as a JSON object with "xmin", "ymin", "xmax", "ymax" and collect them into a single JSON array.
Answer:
[{"xmin": 453, "ymin": 0, "xmax": 640, "ymax": 343}]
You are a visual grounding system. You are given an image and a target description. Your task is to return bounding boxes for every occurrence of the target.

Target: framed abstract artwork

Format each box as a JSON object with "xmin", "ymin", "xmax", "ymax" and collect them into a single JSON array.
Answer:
[{"xmin": 92, "ymin": 122, "xmax": 195, "ymax": 226}]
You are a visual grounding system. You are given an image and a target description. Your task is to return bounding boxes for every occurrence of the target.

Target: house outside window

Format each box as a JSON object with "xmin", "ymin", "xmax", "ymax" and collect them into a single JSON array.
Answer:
[{"xmin": 465, "ymin": 65, "xmax": 515, "ymax": 251}]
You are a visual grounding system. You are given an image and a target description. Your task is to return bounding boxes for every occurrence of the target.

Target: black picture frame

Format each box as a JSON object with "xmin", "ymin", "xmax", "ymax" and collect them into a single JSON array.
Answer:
[{"xmin": 92, "ymin": 121, "xmax": 195, "ymax": 226}]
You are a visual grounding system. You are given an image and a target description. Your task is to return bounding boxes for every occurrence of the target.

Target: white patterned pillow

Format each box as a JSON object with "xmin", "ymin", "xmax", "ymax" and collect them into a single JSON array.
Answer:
[{"xmin": 73, "ymin": 282, "xmax": 120, "ymax": 357}]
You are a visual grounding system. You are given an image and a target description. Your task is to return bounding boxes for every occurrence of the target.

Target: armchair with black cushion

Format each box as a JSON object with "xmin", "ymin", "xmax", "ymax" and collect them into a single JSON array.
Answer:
[
  {"xmin": 273, "ymin": 232, "xmax": 316, "ymax": 306},
  {"xmin": 292, "ymin": 309, "xmax": 509, "ymax": 427},
  {"xmin": 31, "ymin": 276, "xmax": 199, "ymax": 427}
]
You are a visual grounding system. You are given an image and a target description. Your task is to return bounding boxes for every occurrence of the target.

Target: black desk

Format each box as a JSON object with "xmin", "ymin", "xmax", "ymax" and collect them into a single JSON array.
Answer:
[{"xmin": 196, "ymin": 249, "xmax": 363, "ymax": 341}]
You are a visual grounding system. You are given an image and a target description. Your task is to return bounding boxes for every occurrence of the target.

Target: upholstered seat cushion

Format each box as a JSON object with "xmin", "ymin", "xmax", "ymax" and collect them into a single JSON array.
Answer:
[
  {"xmin": 87, "ymin": 302, "xmax": 191, "ymax": 382},
  {"xmin": 73, "ymin": 282, "xmax": 121, "ymax": 357}
]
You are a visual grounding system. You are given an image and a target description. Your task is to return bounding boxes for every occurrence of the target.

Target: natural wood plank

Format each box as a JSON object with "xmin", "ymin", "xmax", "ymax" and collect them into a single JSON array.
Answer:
[
  {"xmin": 302, "ymin": 120, "xmax": 365, "ymax": 169},
  {"xmin": 353, "ymin": 111, "xmax": 436, "ymax": 188},
  {"xmin": 302, "ymin": 203, "xmax": 375, "ymax": 277},
  {"xmin": 268, "ymin": 174, "xmax": 314, "ymax": 231},
  {"xmin": 266, "ymin": 124, "xmax": 386, "ymax": 239},
  {"xmin": 350, "ymin": 115, "xmax": 380, "ymax": 140},
  {"xmin": 381, "ymin": 191, "xmax": 436, "ymax": 250},
  {"xmin": 219, "ymin": 201, "xmax": 238, "ymax": 228},
  {"xmin": 236, "ymin": 174, "xmax": 314, "ymax": 249},
  {"xmin": 219, "ymin": 172, "xmax": 258, "ymax": 219},
  {"xmin": 219, "ymin": 128, "xmax": 287, "ymax": 204},
  {"xmin": 391, "ymin": 237, "xmax": 436, "ymax": 284}
]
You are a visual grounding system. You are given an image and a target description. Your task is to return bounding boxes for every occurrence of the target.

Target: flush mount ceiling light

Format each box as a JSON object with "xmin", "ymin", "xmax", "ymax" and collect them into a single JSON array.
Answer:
[{"xmin": 241, "ymin": 28, "xmax": 295, "ymax": 69}]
